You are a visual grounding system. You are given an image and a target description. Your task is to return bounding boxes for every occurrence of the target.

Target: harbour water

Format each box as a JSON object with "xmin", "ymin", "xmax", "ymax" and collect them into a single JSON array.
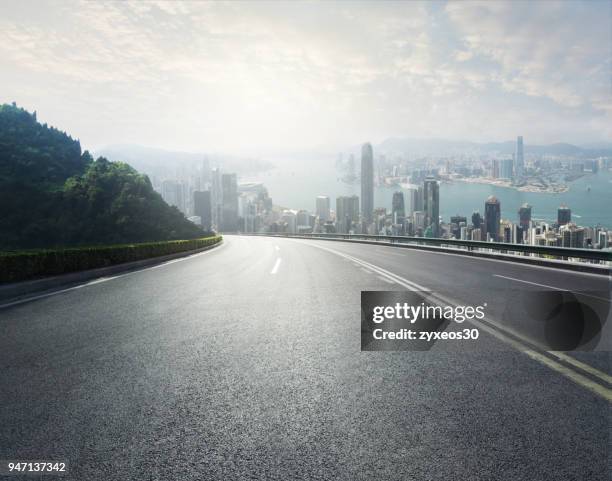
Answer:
[{"xmin": 246, "ymin": 158, "xmax": 612, "ymax": 229}]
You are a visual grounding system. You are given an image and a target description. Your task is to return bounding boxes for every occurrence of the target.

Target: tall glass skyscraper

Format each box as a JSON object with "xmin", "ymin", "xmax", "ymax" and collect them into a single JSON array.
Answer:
[
  {"xmin": 515, "ymin": 136, "xmax": 524, "ymax": 179},
  {"xmin": 558, "ymin": 205, "xmax": 571, "ymax": 226},
  {"xmin": 485, "ymin": 196, "xmax": 501, "ymax": 241},
  {"xmin": 518, "ymin": 203, "xmax": 532, "ymax": 229},
  {"xmin": 360, "ymin": 143, "xmax": 374, "ymax": 226},
  {"xmin": 423, "ymin": 176, "xmax": 439, "ymax": 237},
  {"xmin": 193, "ymin": 190, "xmax": 212, "ymax": 231},
  {"xmin": 316, "ymin": 196, "xmax": 330, "ymax": 222},
  {"xmin": 221, "ymin": 173, "xmax": 238, "ymax": 232},
  {"xmin": 336, "ymin": 195, "xmax": 359, "ymax": 234},
  {"xmin": 391, "ymin": 191, "xmax": 405, "ymax": 221}
]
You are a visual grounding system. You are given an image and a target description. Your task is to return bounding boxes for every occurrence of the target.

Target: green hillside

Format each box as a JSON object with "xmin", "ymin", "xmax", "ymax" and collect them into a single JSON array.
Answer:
[{"xmin": 0, "ymin": 103, "xmax": 205, "ymax": 249}]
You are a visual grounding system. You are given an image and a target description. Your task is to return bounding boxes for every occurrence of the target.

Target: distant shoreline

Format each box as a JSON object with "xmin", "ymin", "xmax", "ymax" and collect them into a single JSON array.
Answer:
[{"xmin": 450, "ymin": 176, "xmax": 570, "ymax": 194}]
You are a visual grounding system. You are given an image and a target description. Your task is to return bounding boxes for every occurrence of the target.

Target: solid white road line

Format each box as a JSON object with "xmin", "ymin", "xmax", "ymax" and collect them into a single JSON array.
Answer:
[
  {"xmin": 0, "ymin": 276, "xmax": 118, "ymax": 309},
  {"xmin": 270, "ymin": 258, "xmax": 282, "ymax": 275},
  {"xmin": 306, "ymin": 237, "xmax": 610, "ymax": 279},
  {"xmin": 296, "ymin": 240, "xmax": 612, "ymax": 402},
  {"xmin": 0, "ymin": 241, "xmax": 226, "ymax": 310},
  {"xmin": 377, "ymin": 276, "xmax": 395, "ymax": 284},
  {"xmin": 360, "ymin": 267, "xmax": 372, "ymax": 274},
  {"xmin": 493, "ymin": 274, "xmax": 611, "ymax": 302}
]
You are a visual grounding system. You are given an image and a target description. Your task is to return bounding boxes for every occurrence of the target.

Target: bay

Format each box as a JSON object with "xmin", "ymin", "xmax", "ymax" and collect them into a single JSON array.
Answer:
[{"xmin": 245, "ymin": 158, "xmax": 612, "ymax": 229}]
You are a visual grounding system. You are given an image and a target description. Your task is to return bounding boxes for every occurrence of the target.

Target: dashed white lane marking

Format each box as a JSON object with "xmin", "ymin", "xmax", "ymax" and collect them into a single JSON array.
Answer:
[
  {"xmin": 275, "ymin": 245, "xmax": 280, "ymax": 251},
  {"xmin": 270, "ymin": 258, "xmax": 282, "ymax": 275},
  {"xmin": 493, "ymin": 274, "xmax": 611, "ymax": 302}
]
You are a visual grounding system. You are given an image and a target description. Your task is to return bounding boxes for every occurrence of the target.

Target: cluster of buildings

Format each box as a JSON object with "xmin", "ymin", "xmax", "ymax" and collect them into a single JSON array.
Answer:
[
  {"xmin": 154, "ymin": 141, "xmax": 610, "ymax": 251},
  {"xmin": 259, "ymin": 141, "xmax": 610, "ymax": 251},
  {"xmin": 157, "ymin": 159, "xmax": 273, "ymax": 233},
  {"xmin": 443, "ymin": 199, "xmax": 609, "ymax": 249}
]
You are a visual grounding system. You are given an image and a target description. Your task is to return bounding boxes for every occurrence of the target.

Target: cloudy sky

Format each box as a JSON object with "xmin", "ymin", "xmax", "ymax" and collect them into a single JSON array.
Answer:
[{"xmin": 1, "ymin": 1, "xmax": 610, "ymax": 155}]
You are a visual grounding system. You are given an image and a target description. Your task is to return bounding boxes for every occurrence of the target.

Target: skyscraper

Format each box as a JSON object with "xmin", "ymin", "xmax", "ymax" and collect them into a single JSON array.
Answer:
[
  {"xmin": 405, "ymin": 185, "xmax": 420, "ymax": 216},
  {"xmin": 484, "ymin": 196, "xmax": 501, "ymax": 241},
  {"xmin": 415, "ymin": 185, "xmax": 424, "ymax": 212},
  {"xmin": 161, "ymin": 180, "xmax": 186, "ymax": 214},
  {"xmin": 391, "ymin": 191, "xmax": 405, "ymax": 223},
  {"xmin": 518, "ymin": 203, "xmax": 532, "ymax": 229},
  {"xmin": 471, "ymin": 211, "xmax": 482, "ymax": 229},
  {"xmin": 211, "ymin": 167, "xmax": 222, "ymax": 229},
  {"xmin": 360, "ymin": 143, "xmax": 374, "ymax": 225},
  {"xmin": 557, "ymin": 205, "xmax": 571, "ymax": 226},
  {"xmin": 193, "ymin": 190, "xmax": 212, "ymax": 231},
  {"xmin": 450, "ymin": 215, "xmax": 467, "ymax": 240},
  {"xmin": 221, "ymin": 173, "xmax": 238, "ymax": 232},
  {"xmin": 515, "ymin": 136, "xmax": 524, "ymax": 179},
  {"xmin": 561, "ymin": 224, "xmax": 584, "ymax": 248},
  {"xmin": 316, "ymin": 196, "xmax": 330, "ymax": 222},
  {"xmin": 336, "ymin": 195, "xmax": 359, "ymax": 234},
  {"xmin": 501, "ymin": 158, "xmax": 514, "ymax": 179},
  {"xmin": 423, "ymin": 176, "xmax": 439, "ymax": 238}
]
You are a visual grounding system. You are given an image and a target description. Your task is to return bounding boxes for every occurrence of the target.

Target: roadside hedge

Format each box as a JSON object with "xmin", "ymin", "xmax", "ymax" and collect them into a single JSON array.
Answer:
[{"xmin": 0, "ymin": 235, "xmax": 222, "ymax": 283}]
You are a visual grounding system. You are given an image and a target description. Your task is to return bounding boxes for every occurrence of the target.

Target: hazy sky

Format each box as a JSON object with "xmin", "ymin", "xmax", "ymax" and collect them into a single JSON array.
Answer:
[{"xmin": 1, "ymin": 1, "xmax": 610, "ymax": 155}]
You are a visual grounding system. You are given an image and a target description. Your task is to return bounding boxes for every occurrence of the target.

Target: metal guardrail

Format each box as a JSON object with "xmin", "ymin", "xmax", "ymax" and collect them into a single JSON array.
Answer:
[{"xmin": 242, "ymin": 232, "xmax": 612, "ymax": 264}]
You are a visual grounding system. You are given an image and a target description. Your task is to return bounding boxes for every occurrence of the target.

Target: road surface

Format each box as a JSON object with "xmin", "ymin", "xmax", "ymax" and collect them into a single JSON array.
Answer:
[{"xmin": 1, "ymin": 235, "xmax": 610, "ymax": 480}]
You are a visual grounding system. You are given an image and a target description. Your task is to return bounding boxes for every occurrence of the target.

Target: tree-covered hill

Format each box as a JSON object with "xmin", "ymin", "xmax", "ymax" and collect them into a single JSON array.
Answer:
[{"xmin": 0, "ymin": 103, "xmax": 205, "ymax": 249}]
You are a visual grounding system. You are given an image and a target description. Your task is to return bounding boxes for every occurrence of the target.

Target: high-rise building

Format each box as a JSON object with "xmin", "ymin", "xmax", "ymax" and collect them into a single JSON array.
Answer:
[
  {"xmin": 296, "ymin": 210, "xmax": 311, "ymax": 233},
  {"xmin": 561, "ymin": 224, "xmax": 584, "ymax": 248},
  {"xmin": 501, "ymin": 158, "xmax": 513, "ymax": 179},
  {"xmin": 557, "ymin": 205, "xmax": 571, "ymax": 226},
  {"xmin": 281, "ymin": 210, "xmax": 297, "ymax": 234},
  {"xmin": 193, "ymin": 190, "xmax": 212, "ymax": 231},
  {"xmin": 360, "ymin": 143, "xmax": 374, "ymax": 225},
  {"xmin": 336, "ymin": 195, "xmax": 359, "ymax": 234},
  {"xmin": 161, "ymin": 180, "xmax": 186, "ymax": 214},
  {"xmin": 471, "ymin": 211, "xmax": 482, "ymax": 230},
  {"xmin": 598, "ymin": 231, "xmax": 608, "ymax": 249},
  {"xmin": 518, "ymin": 203, "xmax": 532, "ymax": 229},
  {"xmin": 391, "ymin": 191, "xmax": 405, "ymax": 223},
  {"xmin": 491, "ymin": 159, "xmax": 500, "ymax": 179},
  {"xmin": 412, "ymin": 211, "xmax": 426, "ymax": 234},
  {"xmin": 211, "ymin": 168, "xmax": 223, "ymax": 229},
  {"xmin": 221, "ymin": 173, "xmax": 238, "ymax": 232},
  {"xmin": 450, "ymin": 215, "xmax": 467, "ymax": 240},
  {"xmin": 484, "ymin": 196, "xmax": 501, "ymax": 241},
  {"xmin": 405, "ymin": 186, "xmax": 420, "ymax": 216},
  {"xmin": 515, "ymin": 136, "xmax": 524, "ymax": 179},
  {"xmin": 423, "ymin": 176, "xmax": 439, "ymax": 238},
  {"xmin": 415, "ymin": 185, "xmax": 424, "ymax": 212},
  {"xmin": 316, "ymin": 196, "xmax": 330, "ymax": 222}
]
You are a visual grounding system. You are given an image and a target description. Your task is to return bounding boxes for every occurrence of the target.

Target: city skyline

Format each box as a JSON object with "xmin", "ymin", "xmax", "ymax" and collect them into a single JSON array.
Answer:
[{"xmin": 162, "ymin": 137, "xmax": 610, "ymax": 251}]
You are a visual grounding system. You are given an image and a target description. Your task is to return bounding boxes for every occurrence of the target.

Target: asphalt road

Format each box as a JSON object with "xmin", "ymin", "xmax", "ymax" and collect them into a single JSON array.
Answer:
[{"xmin": 0, "ymin": 235, "xmax": 610, "ymax": 480}]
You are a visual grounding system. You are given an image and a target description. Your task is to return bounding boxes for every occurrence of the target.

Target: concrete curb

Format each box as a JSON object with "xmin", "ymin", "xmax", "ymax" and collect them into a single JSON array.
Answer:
[{"xmin": 0, "ymin": 240, "xmax": 223, "ymax": 303}]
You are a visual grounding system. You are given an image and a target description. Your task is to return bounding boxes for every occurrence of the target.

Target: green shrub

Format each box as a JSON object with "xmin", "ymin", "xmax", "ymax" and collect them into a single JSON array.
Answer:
[{"xmin": 0, "ymin": 235, "xmax": 222, "ymax": 283}]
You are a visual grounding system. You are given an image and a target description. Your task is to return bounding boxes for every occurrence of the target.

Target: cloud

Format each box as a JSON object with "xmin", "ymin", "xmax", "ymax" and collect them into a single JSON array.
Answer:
[
  {"xmin": 454, "ymin": 50, "xmax": 473, "ymax": 62},
  {"xmin": 0, "ymin": 1, "xmax": 609, "ymax": 153},
  {"xmin": 445, "ymin": 1, "xmax": 611, "ymax": 113}
]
